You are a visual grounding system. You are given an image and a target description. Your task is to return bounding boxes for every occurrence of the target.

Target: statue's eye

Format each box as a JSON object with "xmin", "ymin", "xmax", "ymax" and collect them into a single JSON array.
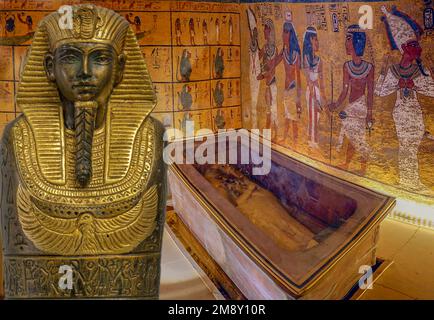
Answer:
[
  {"xmin": 60, "ymin": 55, "xmax": 79, "ymax": 64},
  {"xmin": 94, "ymin": 55, "xmax": 112, "ymax": 64}
]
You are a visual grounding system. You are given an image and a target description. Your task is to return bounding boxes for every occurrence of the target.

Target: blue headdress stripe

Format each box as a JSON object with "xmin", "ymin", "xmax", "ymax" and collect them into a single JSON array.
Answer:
[
  {"xmin": 302, "ymin": 27, "xmax": 316, "ymax": 68},
  {"xmin": 347, "ymin": 24, "xmax": 366, "ymax": 57},
  {"xmin": 284, "ymin": 22, "xmax": 301, "ymax": 55}
]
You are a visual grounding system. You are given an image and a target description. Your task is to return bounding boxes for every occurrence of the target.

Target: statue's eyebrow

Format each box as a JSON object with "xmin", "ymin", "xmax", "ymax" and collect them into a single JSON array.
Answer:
[
  {"xmin": 55, "ymin": 45, "xmax": 114, "ymax": 57},
  {"xmin": 56, "ymin": 46, "xmax": 83, "ymax": 55},
  {"xmin": 87, "ymin": 47, "xmax": 114, "ymax": 55}
]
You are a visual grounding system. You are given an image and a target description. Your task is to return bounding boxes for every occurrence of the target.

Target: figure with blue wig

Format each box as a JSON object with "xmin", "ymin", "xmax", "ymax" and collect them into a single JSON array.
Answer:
[
  {"xmin": 302, "ymin": 26, "xmax": 326, "ymax": 149},
  {"xmin": 246, "ymin": 8, "xmax": 260, "ymax": 129},
  {"xmin": 328, "ymin": 24, "xmax": 374, "ymax": 175},
  {"xmin": 375, "ymin": 6, "xmax": 434, "ymax": 191},
  {"xmin": 257, "ymin": 18, "xmax": 280, "ymax": 142},
  {"xmin": 276, "ymin": 17, "xmax": 302, "ymax": 146}
]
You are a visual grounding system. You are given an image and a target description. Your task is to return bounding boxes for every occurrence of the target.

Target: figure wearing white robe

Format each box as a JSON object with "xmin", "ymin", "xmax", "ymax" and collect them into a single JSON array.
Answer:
[
  {"xmin": 305, "ymin": 56, "xmax": 321, "ymax": 146},
  {"xmin": 246, "ymin": 9, "xmax": 260, "ymax": 129},
  {"xmin": 249, "ymin": 42, "xmax": 260, "ymax": 128},
  {"xmin": 375, "ymin": 65, "xmax": 434, "ymax": 189},
  {"xmin": 336, "ymin": 60, "xmax": 373, "ymax": 160}
]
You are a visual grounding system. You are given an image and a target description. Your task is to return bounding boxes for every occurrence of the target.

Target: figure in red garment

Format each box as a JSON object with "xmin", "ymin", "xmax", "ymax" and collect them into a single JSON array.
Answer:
[
  {"xmin": 257, "ymin": 18, "xmax": 279, "ymax": 142},
  {"xmin": 302, "ymin": 26, "xmax": 326, "ymax": 149},
  {"xmin": 328, "ymin": 25, "xmax": 374, "ymax": 175},
  {"xmin": 276, "ymin": 19, "xmax": 302, "ymax": 146}
]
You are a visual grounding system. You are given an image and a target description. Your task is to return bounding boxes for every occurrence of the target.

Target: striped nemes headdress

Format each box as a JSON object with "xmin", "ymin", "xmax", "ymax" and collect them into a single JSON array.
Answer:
[
  {"xmin": 17, "ymin": 4, "xmax": 156, "ymax": 185},
  {"xmin": 44, "ymin": 4, "xmax": 129, "ymax": 54}
]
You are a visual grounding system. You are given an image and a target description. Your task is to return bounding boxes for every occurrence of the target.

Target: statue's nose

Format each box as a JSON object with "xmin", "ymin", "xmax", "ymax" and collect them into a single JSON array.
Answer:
[{"xmin": 79, "ymin": 58, "xmax": 92, "ymax": 78}]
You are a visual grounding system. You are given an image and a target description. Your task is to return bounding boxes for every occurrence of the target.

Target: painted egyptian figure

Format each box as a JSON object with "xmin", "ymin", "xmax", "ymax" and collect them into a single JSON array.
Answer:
[
  {"xmin": 0, "ymin": 5, "xmax": 167, "ymax": 299},
  {"xmin": 229, "ymin": 16, "xmax": 233, "ymax": 45},
  {"xmin": 375, "ymin": 6, "xmax": 434, "ymax": 191},
  {"xmin": 189, "ymin": 18, "xmax": 195, "ymax": 45},
  {"xmin": 175, "ymin": 18, "xmax": 182, "ymax": 46},
  {"xmin": 246, "ymin": 8, "xmax": 260, "ymax": 129},
  {"xmin": 329, "ymin": 25, "xmax": 374, "ymax": 175},
  {"xmin": 202, "ymin": 19, "xmax": 208, "ymax": 45},
  {"xmin": 302, "ymin": 26, "xmax": 326, "ymax": 149},
  {"xmin": 257, "ymin": 18, "xmax": 279, "ymax": 141},
  {"xmin": 276, "ymin": 20, "xmax": 302, "ymax": 146},
  {"xmin": 215, "ymin": 18, "xmax": 220, "ymax": 44}
]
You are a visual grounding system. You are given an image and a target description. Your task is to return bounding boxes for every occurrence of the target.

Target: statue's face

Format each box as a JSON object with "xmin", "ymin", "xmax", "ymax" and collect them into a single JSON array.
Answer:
[{"xmin": 45, "ymin": 42, "xmax": 126, "ymax": 105}]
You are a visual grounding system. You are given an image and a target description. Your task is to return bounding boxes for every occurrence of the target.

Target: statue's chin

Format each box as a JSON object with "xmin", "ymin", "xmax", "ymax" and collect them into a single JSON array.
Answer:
[{"xmin": 76, "ymin": 93, "xmax": 97, "ymax": 101}]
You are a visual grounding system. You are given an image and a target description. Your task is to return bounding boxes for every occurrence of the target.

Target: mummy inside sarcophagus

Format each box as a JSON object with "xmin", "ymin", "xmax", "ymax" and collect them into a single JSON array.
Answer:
[{"xmin": 169, "ymin": 132, "xmax": 395, "ymax": 299}]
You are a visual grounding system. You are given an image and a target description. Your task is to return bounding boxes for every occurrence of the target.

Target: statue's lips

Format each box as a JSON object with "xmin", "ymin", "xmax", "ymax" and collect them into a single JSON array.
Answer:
[{"xmin": 72, "ymin": 84, "xmax": 97, "ymax": 93}]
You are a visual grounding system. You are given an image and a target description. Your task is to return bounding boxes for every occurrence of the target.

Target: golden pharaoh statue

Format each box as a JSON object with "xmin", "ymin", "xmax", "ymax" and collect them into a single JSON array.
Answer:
[{"xmin": 0, "ymin": 4, "xmax": 167, "ymax": 299}]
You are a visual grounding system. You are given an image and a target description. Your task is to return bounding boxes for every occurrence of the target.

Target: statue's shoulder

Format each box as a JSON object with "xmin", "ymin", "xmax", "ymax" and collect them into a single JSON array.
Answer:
[
  {"xmin": 1, "ymin": 114, "xmax": 25, "ymax": 147},
  {"xmin": 144, "ymin": 116, "xmax": 167, "ymax": 190},
  {"xmin": 0, "ymin": 115, "xmax": 27, "ymax": 176},
  {"xmin": 146, "ymin": 115, "xmax": 166, "ymax": 147}
]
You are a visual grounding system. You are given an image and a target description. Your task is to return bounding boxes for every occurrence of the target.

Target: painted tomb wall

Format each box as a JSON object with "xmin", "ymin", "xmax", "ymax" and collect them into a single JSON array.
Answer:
[{"xmin": 240, "ymin": 0, "xmax": 434, "ymax": 206}]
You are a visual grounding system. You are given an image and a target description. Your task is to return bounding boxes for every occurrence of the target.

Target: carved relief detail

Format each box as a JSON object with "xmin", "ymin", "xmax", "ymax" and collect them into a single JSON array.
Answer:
[{"xmin": 4, "ymin": 254, "xmax": 160, "ymax": 299}]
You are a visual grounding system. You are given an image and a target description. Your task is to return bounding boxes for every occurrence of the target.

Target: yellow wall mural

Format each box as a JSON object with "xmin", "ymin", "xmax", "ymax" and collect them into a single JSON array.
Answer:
[
  {"xmin": 0, "ymin": 0, "xmax": 242, "ymax": 136},
  {"xmin": 240, "ymin": 1, "xmax": 434, "ymax": 205}
]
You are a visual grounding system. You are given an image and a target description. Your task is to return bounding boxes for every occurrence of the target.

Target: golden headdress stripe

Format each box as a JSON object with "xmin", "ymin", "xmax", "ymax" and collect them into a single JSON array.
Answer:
[
  {"xmin": 16, "ymin": 24, "xmax": 65, "ymax": 184},
  {"xmin": 104, "ymin": 10, "xmax": 124, "ymax": 42},
  {"xmin": 105, "ymin": 27, "xmax": 157, "ymax": 181}
]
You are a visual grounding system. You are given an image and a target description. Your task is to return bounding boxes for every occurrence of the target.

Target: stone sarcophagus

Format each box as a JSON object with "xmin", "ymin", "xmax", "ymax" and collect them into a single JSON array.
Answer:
[{"xmin": 169, "ymin": 132, "xmax": 395, "ymax": 300}]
